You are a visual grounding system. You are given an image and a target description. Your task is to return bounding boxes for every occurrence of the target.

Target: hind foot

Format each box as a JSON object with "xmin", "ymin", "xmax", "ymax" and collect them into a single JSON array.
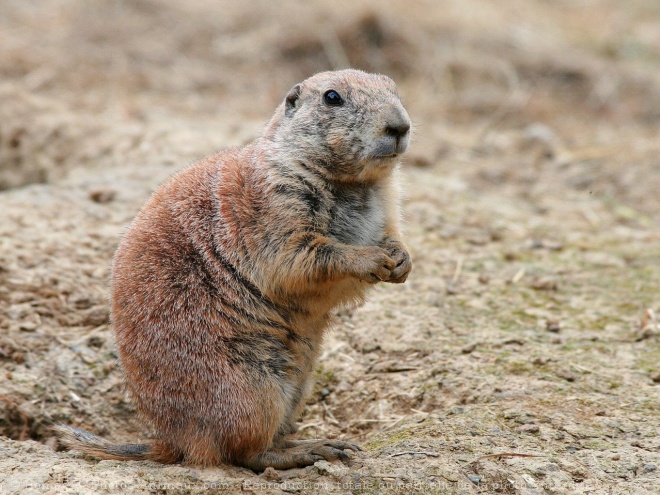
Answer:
[{"xmin": 243, "ymin": 438, "xmax": 361, "ymax": 471}]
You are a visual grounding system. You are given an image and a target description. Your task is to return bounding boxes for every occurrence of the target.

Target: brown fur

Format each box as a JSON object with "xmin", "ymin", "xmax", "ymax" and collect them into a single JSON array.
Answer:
[{"xmin": 56, "ymin": 69, "xmax": 412, "ymax": 471}]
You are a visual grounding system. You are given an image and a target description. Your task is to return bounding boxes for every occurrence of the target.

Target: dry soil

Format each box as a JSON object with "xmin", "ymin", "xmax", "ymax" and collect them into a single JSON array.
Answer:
[{"xmin": 1, "ymin": 1, "xmax": 659, "ymax": 494}]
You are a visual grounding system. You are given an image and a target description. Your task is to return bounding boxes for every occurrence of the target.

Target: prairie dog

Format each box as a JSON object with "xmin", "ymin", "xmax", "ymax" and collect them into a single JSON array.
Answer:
[{"xmin": 56, "ymin": 69, "xmax": 412, "ymax": 471}]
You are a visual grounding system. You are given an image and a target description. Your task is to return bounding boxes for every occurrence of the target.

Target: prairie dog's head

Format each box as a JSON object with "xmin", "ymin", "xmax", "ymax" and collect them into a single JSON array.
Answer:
[{"xmin": 266, "ymin": 69, "xmax": 411, "ymax": 183}]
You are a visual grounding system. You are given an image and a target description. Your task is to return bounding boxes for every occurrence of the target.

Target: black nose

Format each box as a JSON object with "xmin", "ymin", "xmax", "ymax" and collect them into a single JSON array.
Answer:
[{"xmin": 385, "ymin": 121, "xmax": 410, "ymax": 139}]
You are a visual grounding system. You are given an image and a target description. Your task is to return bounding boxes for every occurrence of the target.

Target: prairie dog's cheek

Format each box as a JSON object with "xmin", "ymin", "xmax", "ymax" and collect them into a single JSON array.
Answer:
[{"xmin": 327, "ymin": 129, "xmax": 349, "ymax": 154}]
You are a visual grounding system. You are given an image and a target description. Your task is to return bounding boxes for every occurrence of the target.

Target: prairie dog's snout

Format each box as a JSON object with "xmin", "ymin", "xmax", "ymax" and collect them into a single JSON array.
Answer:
[
  {"xmin": 370, "ymin": 101, "xmax": 411, "ymax": 159},
  {"xmin": 383, "ymin": 104, "xmax": 411, "ymax": 155}
]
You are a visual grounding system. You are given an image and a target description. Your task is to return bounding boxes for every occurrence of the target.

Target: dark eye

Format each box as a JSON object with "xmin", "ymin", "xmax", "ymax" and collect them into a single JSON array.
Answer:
[{"xmin": 323, "ymin": 90, "xmax": 344, "ymax": 106}]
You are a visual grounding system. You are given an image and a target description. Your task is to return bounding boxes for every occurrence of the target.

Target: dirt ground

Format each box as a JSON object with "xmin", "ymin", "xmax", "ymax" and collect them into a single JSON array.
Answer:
[{"xmin": 1, "ymin": 1, "xmax": 659, "ymax": 494}]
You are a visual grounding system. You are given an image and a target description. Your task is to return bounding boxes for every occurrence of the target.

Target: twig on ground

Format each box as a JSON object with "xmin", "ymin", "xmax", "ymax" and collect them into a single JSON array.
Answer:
[
  {"xmin": 390, "ymin": 451, "xmax": 440, "ymax": 458},
  {"xmin": 322, "ymin": 402, "xmax": 341, "ymax": 426}
]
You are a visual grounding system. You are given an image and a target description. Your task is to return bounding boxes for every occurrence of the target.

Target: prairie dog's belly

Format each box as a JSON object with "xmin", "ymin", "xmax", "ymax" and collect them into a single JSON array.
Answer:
[{"xmin": 328, "ymin": 186, "xmax": 385, "ymax": 246}]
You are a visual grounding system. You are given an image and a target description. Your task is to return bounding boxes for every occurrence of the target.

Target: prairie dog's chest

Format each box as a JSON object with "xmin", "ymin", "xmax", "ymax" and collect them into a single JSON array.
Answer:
[{"xmin": 327, "ymin": 186, "xmax": 385, "ymax": 246}]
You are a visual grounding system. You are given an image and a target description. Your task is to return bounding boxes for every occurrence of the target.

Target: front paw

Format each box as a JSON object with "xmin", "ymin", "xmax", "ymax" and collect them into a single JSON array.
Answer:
[
  {"xmin": 381, "ymin": 238, "xmax": 412, "ymax": 284},
  {"xmin": 350, "ymin": 246, "xmax": 395, "ymax": 284}
]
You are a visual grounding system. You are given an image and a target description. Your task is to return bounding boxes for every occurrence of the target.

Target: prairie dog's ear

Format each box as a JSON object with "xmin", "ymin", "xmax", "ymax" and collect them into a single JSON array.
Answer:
[{"xmin": 285, "ymin": 84, "xmax": 302, "ymax": 116}]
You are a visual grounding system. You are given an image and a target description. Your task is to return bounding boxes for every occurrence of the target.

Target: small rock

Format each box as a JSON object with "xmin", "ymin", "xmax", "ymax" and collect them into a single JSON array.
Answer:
[
  {"xmin": 556, "ymin": 368, "xmax": 576, "ymax": 382},
  {"xmin": 461, "ymin": 342, "xmax": 478, "ymax": 354},
  {"xmin": 533, "ymin": 463, "xmax": 560, "ymax": 475},
  {"xmin": 523, "ymin": 123, "xmax": 557, "ymax": 146},
  {"xmin": 504, "ymin": 251, "xmax": 519, "ymax": 262},
  {"xmin": 521, "ymin": 473, "xmax": 538, "ymax": 488},
  {"xmin": 315, "ymin": 459, "xmax": 351, "ymax": 479},
  {"xmin": 409, "ymin": 154, "xmax": 432, "ymax": 168},
  {"xmin": 426, "ymin": 467, "xmax": 459, "ymax": 482},
  {"xmin": 89, "ymin": 188, "xmax": 116, "ymax": 203},
  {"xmin": 531, "ymin": 277, "xmax": 558, "ymax": 291},
  {"xmin": 81, "ymin": 306, "xmax": 110, "ymax": 327},
  {"xmin": 87, "ymin": 336, "xmax": 105, "ymax": 348},
  {"xmin": 517, "ymin": 424, "xmax": 540, "ymax": 434},
  {"xmin": 19, "ymin": 321, "xmax": 38, "ymax": 332},
  {"xmin": 467, "ymin": 234, "xmax": 489, "ymax": 246},
  {"xmin": 19, "ymin": 313, "xmax": 41, "ymax": 332},
  {"xmin": 528, "ymin": 238, "xmax": 564, "ymax": 251},
  {"xmin": 69, "ymin": 295, "xmax": 95, "ymax": 310},
  {"xmin": 361, "ymin": 343, "xmax": 380, "ymax": 353},
  {"xmin": 503, "ymin": 409, "xmax": 520, "ymax": 420},
  {"xmin": 334, "ymin": 381, "xmax": 351, "ymax": 393},
  {"xmin": 262, "ymin": 467, "xmax": 280, "ymax": 482},
  {"xmin": 369, "ymin": 360, "xmax": 418, "ymax": 373},
  {"xmin": 532, "ymin": 356, "xmax": 551, "ymax": 366},
  {"xmin": 546, "ymin": 320, "xmax": 561, "ymax": 333},
  {"xmin": 611, "ymin": 454, "xmax": 620, "ymax": 461},
  {"xmin": 7, "ymin": 303, "xmax": 32, "ymax": 320},
  {"xmin": 650, "ymin": 371, "xmax": 660, "ymax": 384},
  {"xmin": 641, "ymin": 463, "xmax": 657, "ymax": 474},
  {"xmin": 467, "ymin": 475, "xmax": 481, "ymax": 484}
]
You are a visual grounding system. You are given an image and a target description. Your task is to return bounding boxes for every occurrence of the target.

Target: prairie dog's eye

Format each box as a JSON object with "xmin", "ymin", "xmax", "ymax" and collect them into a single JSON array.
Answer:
[{"xmin": 323, "ymin": 90, "xmax": 344, "ymax": 106}]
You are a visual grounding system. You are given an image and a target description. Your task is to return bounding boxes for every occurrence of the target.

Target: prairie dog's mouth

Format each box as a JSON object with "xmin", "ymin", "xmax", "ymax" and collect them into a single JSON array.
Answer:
[
  {"xmin": 368, "ymin": 136, "xmax": 408, "ymax": 160},
  {"xmin": 367, "ymin": 153, "xmax": 399, "ymax": 162}
]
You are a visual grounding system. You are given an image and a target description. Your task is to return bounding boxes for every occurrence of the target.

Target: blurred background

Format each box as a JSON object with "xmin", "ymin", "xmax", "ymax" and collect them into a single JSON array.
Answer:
[
  {"xmin": 1, "ymin": 0, "xmax": 660, "ymax": 220},
  {"xmin": 1, "ymin": 3, "xmax": 660, "ymax": 490}
]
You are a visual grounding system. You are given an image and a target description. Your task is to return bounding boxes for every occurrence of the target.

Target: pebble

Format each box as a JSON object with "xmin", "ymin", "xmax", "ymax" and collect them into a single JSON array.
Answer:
[
  {"xmin": 361, "ymin": 343, "xmax": 380, "ymax": 353},
  {"xmin": 650, "ymin": 371, "xmax": 660, "ymax": 384},
  {"xmin": 531, "ymin": 277, "xmax": 558, "ymax": 291},
  {"xmin": 641, "ymin": 463, "xmax": 657, "ymax": 474},
  {"xmin": 461, "ymin": 342, "xmax": 478, "ymax": 354},
  {"xmin": 546, "ymin": 320, "xmax": 561, "ymax": 333},
  {"xmin": 262, "ymin": 467, "xmax": 280, "ymax": 482},
  {"xmin": 556, "ymin": 368, "xmax": 576, "ymax": 382},
  {"xmin": 517, "ymin": 424, "xmax": 540, "ymax": 434},
  {"xmin": 467, "ymin": 475, "xmax": 481, "ymax": 484},
  {"xmin": 88, "ymin": 188, "xmax": 116, "ymax": 203}
]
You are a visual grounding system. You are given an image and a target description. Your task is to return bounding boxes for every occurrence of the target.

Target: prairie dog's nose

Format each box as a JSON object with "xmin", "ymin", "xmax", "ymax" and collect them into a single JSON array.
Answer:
[
  {"xmin": 385, "ymin": 121, "xmax": 411, "ymax": 139},
  {"xmin": 384, "ymin": 108, "xmax": 411, "ymax": 139}
]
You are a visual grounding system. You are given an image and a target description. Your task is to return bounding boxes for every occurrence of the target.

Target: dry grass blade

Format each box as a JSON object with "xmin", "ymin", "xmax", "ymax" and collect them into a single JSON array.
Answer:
[
  {"xmin": 477, "ymin": 453, "xmax": 545, "ymax": 460},
  {"xmin": 641, "ymin": 308, "xmax": 657, "ymax": 331}
]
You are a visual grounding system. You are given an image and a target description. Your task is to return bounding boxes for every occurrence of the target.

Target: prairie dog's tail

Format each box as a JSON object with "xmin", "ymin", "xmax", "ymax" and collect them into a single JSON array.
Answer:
[{"xmin": 54, "ymin": 424, "xmax": 181, "ymax": 464}]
